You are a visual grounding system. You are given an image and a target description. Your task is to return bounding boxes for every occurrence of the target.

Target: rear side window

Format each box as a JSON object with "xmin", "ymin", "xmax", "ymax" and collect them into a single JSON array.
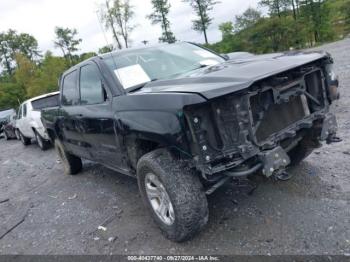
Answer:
[
  {"xmin": 62, "ymin": 71, "xmax": 79, "ymax": 106},
  {"xmin": 80, "ymin": 64, "xmax": 105, "ymax": 105},
  {"xmin": 32, "ymin": 94, "xmax": 59, "ymax": 110}
]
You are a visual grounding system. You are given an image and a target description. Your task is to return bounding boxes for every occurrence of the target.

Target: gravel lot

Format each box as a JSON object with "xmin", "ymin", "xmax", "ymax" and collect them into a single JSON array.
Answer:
[{"xmin": 0, "ymin": 39, "xmax": 350, "ymax": 256}]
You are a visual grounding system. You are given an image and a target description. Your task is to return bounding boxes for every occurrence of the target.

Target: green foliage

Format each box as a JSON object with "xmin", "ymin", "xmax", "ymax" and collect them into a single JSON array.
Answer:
[
  {"xmin": 0, "ymin": 30, "xmax": 40, "ymax": 75},
  {"xmin": 297, "ymin": 0, "xmax": 334, "ymax": 43},
  {"xmin": 235, "ymin": 7, "xmax": 262, "ymax": 32},
  {"xmin": 259, "ymin": 0, "xmax": 290, "ymax": 17},
  {"xmin": 0, "ymin": 50, "xmax": 70, "ymax": 110},
  {"xmin": 183, "ymin": 0, "xmax": 220, "ymax": 44},
  {"xmin": 343, "ymin": 1, "xmax": 350, "ymax": 34},
  {"xmin": 208, "ymin": 0, "xmax": 346, "ymax": 54},
  {"xmin": 13, "ymin": 53, "xmax": 38, "ymax": 97},
  {"xmin": 28, "ymin": 52, "xmax": 68, "ymax": 97},
  {"xmin": 99, "ymin": 45, "xmax": 115, "ymax": 54},
  {"xmin": 0, "ymin": 82, "xmax": 26, "ymax": 110},
  {"xmin": 147, "ymin": 0, "xmax": 176, "ymax": 43},
  {"xmin": 219, "ymin": 22, "xmax": 234, "ymax": 40}
]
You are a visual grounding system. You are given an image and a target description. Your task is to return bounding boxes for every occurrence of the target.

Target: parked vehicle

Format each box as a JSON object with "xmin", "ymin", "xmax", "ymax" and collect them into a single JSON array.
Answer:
[
  {"xmin": 42, "ymin": 42, "xmax": 340, "ymax": 242},
  {"xmin": 17, "ymin": 92, "xmax": 59, "ymax": 150},
  {"xmin": 0, "ymin": 109, "xmax": 17, "ymax": 139},
  {"xmin": 3, "ymin": 111, "xmax": 19, "ymax": 140}
]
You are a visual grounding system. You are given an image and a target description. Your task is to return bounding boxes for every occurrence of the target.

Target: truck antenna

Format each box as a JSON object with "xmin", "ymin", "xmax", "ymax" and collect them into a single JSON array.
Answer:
[{"xmin": 95, "ymin": 8, "xmax": 119, "ymax": 72}]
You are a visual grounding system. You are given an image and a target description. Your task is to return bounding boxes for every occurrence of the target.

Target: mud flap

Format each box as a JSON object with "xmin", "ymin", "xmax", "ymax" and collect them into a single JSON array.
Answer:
[
  {"xmin": 259, "ymin": 146, "xmax": 291, "ymax": 177},
  {"xmin": 320, "ymin": 113, "xmax": 338, "ymax": 141}
]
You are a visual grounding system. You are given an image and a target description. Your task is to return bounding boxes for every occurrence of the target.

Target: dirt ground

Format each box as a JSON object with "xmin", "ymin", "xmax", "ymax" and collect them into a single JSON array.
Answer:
[{"xmin": 0, "ymin": 39, "xmax": 350, "ymax": 256}]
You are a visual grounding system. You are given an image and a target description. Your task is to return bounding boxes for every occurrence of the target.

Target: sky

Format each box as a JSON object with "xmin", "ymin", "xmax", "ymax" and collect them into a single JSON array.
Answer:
[{"xmin": 0, "ymin": 0, "xmax": 260, "ymax": 56}]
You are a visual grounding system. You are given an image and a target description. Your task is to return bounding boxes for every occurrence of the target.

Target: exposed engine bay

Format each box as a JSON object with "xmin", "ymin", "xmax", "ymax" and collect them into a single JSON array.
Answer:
[{"xmin": 185, "ymin": 59, "xmax": 340, "ymax": 186}]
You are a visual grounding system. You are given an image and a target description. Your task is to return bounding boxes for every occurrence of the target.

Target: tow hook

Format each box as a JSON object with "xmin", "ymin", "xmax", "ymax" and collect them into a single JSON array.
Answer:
[
  {"xmin": 273, "ymin": 169, "xmax": 293, "ymax": 181},
  {"xmin": 259, "ymin": 146, "xmax": 291, "ymax": 177}
]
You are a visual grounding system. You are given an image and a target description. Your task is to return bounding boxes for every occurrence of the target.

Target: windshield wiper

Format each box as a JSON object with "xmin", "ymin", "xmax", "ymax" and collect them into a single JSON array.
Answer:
[
  {"xmin": 128, "ymin": 78, "xmax": 159, "ymax": 93},
  {"xmin": 188, "ymin": 64, "xmax": 210, "ymax": 73}
]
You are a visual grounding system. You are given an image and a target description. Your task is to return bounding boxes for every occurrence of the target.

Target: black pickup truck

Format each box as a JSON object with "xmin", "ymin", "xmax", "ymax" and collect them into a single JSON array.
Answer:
[{"xmin": 42, "ymin": 42, "xmax": 340, "ymax": 242}]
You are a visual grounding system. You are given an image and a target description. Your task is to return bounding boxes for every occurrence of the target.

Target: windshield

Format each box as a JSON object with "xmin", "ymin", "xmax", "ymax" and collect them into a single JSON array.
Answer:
[{"xmin": 103, "ymin": 42, "xmax": 225, "ymax": 90}]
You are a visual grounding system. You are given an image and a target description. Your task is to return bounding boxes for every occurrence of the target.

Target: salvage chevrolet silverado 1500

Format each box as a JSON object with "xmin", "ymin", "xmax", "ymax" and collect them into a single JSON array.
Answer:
[{"xmin": 41, "ymin": 42, "xmax": 340, "ymax": 242}]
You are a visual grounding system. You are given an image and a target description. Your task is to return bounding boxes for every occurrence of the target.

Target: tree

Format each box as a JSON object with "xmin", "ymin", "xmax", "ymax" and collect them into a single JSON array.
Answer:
[
  {"xmin": 287, "ymin": 0, "xmax": 298, "ymax": 20},
  {"xmin": 183, "ymin": 0, "xmax": 219, "ymax": 44},
  {"xmin": 100, "ymin": 0, "xmax": 123, "ymax": 49},
  {"xmin": 343, "ymin": 1, "xmax": 350, "ymax": 34},
  {"xmin": 0, "ymin": 82, "xmax": 25, "ymax": 110},
  {"xmin": 259, "ymin": 0, "xmax": 289, "ymax": 18},
  {"xmin": 100, "ymin": 0, "xmax": 136, "ymax": 49},
  {"xmin": 0, "ymin": 30, "xmax": 40, "ymax": 76},
  {"xmin": 235, "ymin": 7, "xmax": 262, "ymax": 32},
  {"xmin": 98, "ymin": 45, "xmax": 115, "ymax": 54},
  {"xmin": 298, "ymin": 0, "xmax": 334, "ymax": 44},
  {"xmin": 54, "ymin": 27, "xmax": 82, "ymax": 65},
  {"xmin": 115, "ymin": 0, "xmax": 135, "ymax": 48},
  {"xmin": 147, "ymin": 0, "xmax": 176, "ymax": 43},
  {"xmin": 27, "ymin": 52, "xmax": 68, "ymax": 97},
  {"xmin": 219, "ymin": 22, "xmax": 233, "ymax": 40},
  {"xmin": 13, "ymin": 53, "xmax": 38, "ymax": 98}
]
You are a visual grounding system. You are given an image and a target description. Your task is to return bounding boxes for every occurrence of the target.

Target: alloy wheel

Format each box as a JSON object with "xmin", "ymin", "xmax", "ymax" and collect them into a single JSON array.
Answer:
[{"xmin": 145, "ymin": 173, "xmax": 175, "ymax": 226}]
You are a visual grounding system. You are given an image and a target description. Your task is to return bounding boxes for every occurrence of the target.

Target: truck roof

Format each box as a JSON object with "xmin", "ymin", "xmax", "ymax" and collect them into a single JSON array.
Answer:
[{"xmin": 99, "ymin": 43, "xmax": 171, "ymax": 60}]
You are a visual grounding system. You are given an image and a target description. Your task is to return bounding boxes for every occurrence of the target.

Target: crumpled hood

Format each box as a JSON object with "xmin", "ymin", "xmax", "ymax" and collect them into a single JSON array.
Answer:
[{"xmin": 139, "ymin": 51, "xmax": 328, "ymax": 100}]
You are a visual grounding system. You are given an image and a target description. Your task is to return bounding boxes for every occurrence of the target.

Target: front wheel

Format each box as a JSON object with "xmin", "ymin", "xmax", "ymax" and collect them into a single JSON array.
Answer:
[
  {"xmin": 35, "ymin": 131, "xmax": 50, "ymax": 151},
  {"xmin": 137, "ymin": 149, "xmax": 208, "ymax": 242},
  {"xmin": 54, "ymin": 139, "xmax": 82, "ymax": 175}
]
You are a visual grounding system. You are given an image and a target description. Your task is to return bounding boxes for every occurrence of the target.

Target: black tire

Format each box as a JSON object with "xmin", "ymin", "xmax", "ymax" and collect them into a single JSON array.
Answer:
[
  {"xmin": 19, "ymin": 131, "xmax": 31, "ymax": 146},
  {"xmin": 35, "ymin": 130, "xmax": 50, "ymax": 151},
  {"xmin": 137, "ymin": 149, "xmax": 209, "ymax": 242},
  {"xmin": 288, "ymin": 142, "xmax": 314, "ymax": 166},
  {"xmin": 3, "ymin": 131, "xmax": 10, "ymax": 140},
  {"xmin": 54, "ymin": 139, "xmax": 82, "ymax": 175}
]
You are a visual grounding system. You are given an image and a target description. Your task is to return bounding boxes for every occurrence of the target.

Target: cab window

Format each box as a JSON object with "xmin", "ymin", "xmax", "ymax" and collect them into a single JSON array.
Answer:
[
  {"xmin": 79, "ymin": 64, "xmax": 106, "ymax": 105},
  {"xmin": 62, "ymin": 70, "xmax": 79, "ymax": 106}
]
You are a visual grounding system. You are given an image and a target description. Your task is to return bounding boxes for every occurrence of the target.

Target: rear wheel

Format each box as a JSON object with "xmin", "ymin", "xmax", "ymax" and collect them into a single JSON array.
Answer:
[
  {"xmin": 35, "ymin": 130, "xmax": 50, "ymax": 151},
  {"xmin": 137, "ymin": 149, "xmax": 208, "ymax": 242},
  {"xmin": 54, "ymin": 139, "xmax": 82, "ymax": 175},
  {"xmin": 20, "ymin": 132, "xmax": 31, "ymax": 146}
]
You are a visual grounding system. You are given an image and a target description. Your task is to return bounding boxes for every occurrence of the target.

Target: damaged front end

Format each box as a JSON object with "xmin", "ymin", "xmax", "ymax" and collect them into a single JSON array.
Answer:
[{"xmin": 185, "ymin": 58, "xmax": 340, "ymax": 191}]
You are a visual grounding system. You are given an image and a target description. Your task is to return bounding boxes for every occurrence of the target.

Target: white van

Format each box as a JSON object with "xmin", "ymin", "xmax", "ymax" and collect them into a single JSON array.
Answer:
[{"xmin": 16, "ymin": 92, "xmax": 59, "ymax": 150}]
